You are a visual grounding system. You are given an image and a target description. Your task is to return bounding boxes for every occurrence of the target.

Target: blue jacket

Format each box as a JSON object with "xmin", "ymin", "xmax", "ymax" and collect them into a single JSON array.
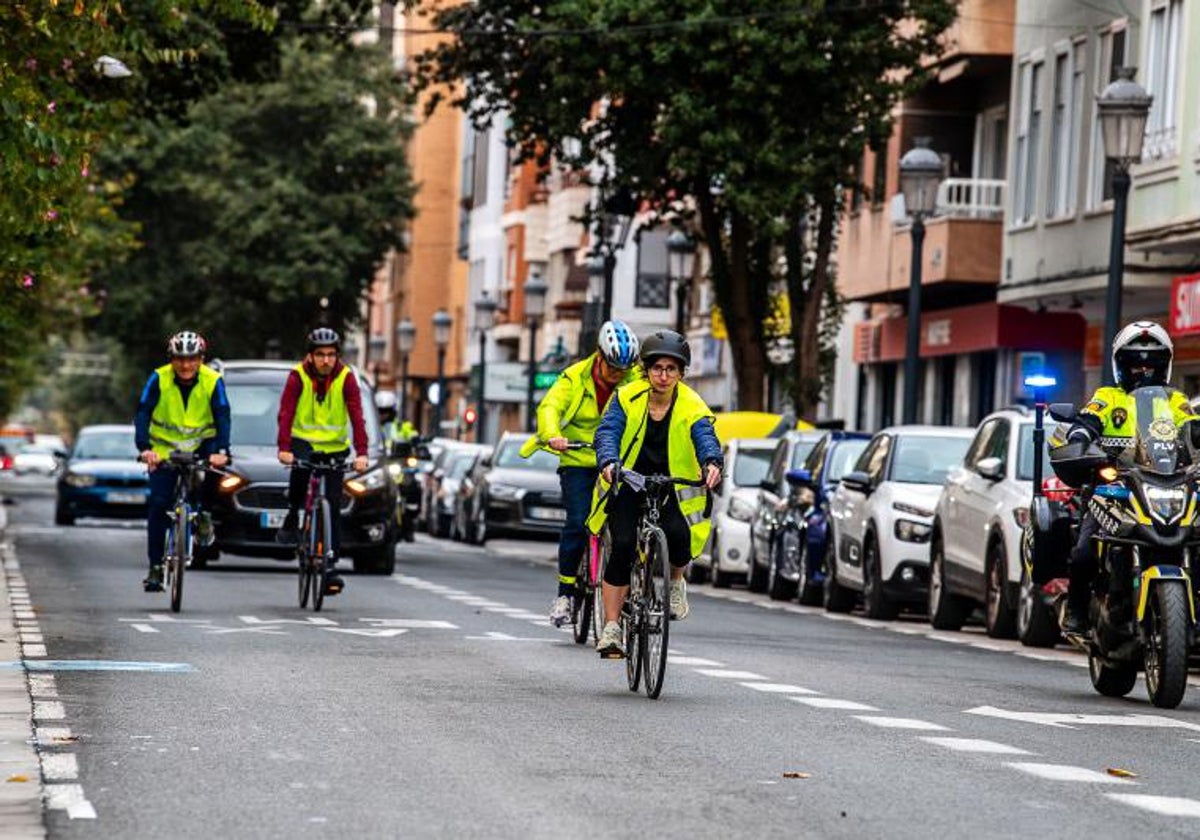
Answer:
[
  {"xmin": 135, "ymin": 371, "xmax": 232, "ymax": 454},
  {"xmin": 594, "ymin": 390, "xmax": 723, "ymax": 472}
]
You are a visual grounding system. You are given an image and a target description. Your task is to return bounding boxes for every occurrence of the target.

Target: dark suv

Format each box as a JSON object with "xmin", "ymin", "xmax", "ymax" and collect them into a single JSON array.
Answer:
[{"xmin": 206, "ymin": 361, "xmax": 399, "ymax": 574}]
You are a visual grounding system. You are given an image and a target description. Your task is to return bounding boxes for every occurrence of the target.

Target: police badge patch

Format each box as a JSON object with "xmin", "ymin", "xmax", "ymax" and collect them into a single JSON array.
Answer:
[
  {"xmin": 1085, "ymin": 399, "xmax": 1107, "ymax": 414},
  {"xmin": 1111, "ymin": 408, "xmax": 1127, "ymax": 429}
]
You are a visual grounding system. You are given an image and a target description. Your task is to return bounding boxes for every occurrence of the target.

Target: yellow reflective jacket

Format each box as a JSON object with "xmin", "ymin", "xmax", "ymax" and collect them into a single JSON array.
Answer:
[
  {"xmin": 1077, "ymin": 385, "xmax": 1195, "ymax": 458},
  {"xmin": 149, "ymin": 364, "xmax": 220, "ymax": 458},
  {"xmin": 291, "ymin": 364, "xmax": 351, "ymax": 452}
]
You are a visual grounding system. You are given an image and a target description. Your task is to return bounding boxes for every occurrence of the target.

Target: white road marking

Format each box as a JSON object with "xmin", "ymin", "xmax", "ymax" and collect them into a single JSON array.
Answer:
[
  {"xmin": 29, "ymin": 675, "xmax": 56, "ymax": 697},
  {"xmin": 202, "ymin": 626, "xmax": 288, "ymax": 636},
  {"xmin": 740, "ymin": 682, "xmax": 819, "ymax": 695},
  {"xmin": 44, "ymin": 784, "xmax": 97, "ymax": 819},
  {"xmin": 1006, "ymin": 762, "xmax": 1134, "ymax": 784},
  {"xmin": 465, "ymin": 632, "xmax": 558, "ymax": 642},
  {"xmin": 34, "ymin": 700, "xmax": 65, "ymax": 720},
  {"xmin": 1106, "ymin": 794, "xmax": 1200, "ymax": 817},
  {"xmin": 853, "ymin": 716, "xmax": 950, "ymax": 731},
  {"xmin": 483, "ymin": 607, "xmax": 529, "ymax": 614},
  {"xmin": 668, "ymin": 656, "xmax": 725, "ymax": 667},
  {"xmin": 42, "ymin": 753, "xmax": 79, "ymax": 780},
  {"xmin": 965, "ymin": 705, "xmax": 1200, "ymax": 732},
  {"xmin": 130, "ymin": 624, "xmax": 159, "ymax": 634},
  {"xmin": 920, "ymin": 737, "xmax": 1032, "ymax": 755},
  {"xmin": 321, "ymin": 628, "xmax": 409, "ymax": 638},
  {"xmin": 36, "ymin": 727, "xmax": 73, "ymax": 745},
  {"xmin": 887, "ymin": 625, "xmax": 927, "ymax": 635},
  {"xmin": 506, "ymin": 613, "xmax": 545, "ymax": 621},
  {"xmin": 19, "ymin": 632, "xmax": 43, "ymax": 644},
  {"xmin": 119, "ymin": 614, "xmax": 213, "ymax": 624},
  {"xmin": 969, "ymin": 642, "xmax": 1011, "ymax": 652},
  {"xmin": 790, "ymin": 697, "xmax": 879, "ymax": 711},
  {"xmin": 24, "ymin": 643, "xmax": 46, "ymax": 657},
  {"xmin": 238, "ymin": 616, "xmax": 338, "ymax": 626},
  {"xmin": 359, "ymin": 619, "xmax": 458, "ymax": 629},
  {"xmin": 693, "ymin": 669, "xmax": 768, "ymax": 680},
  {"xmin": 925, "ymin": 632, "xmax": 972, "ymax": 645}
]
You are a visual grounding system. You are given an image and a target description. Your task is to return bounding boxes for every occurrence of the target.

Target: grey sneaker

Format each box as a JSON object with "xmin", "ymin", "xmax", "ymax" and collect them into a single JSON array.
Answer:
[
  {"xmin": 596, "ymin": 621, "xmax": 625, "ymax": 658},
  {"xmin": 549, "ymin": 595, "xmax": 572, "ymax": 627},
  {"xmin": 670, "ymin": 578, "xmax": 689, "ymax": 620}
]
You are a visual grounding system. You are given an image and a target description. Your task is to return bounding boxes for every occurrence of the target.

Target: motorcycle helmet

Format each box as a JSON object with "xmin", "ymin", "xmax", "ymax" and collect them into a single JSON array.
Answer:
[
  {"xmin": 375, "ymin": 390, "xmax": 398, "ymax": 422},
  {"xmin": 640, "ymin": 329, "xmax": 691, "ymax": 368},
  {"xmin": 307, "ymin": 327, "xmax": 341, "ymax": 352},
  {"xmin": 167, "ymin": 330, "xmax": 206, "ymax": 358},
  {"xmin": 1112, "ymin": 320, "xmax": 1172, "ymax": 389},
  {"xmin": 597, "ymin": 320, "xmax": 640, "ymax": 369}
]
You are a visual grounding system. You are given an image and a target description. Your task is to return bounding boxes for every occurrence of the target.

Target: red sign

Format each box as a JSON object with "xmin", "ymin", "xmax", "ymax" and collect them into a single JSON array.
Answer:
[{"xmin": 1170, "ymin": 273, "xmax": 1200, "ymax": 337}]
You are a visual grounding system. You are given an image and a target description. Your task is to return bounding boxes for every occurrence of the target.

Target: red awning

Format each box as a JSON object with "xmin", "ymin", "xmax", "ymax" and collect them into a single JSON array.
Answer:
[{"xmin": 853, "ymin": 302, "xmax": 1086, "ymax": 364}]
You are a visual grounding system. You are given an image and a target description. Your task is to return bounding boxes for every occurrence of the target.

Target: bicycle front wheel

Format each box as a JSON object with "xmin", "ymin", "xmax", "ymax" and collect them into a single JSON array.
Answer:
[
  {"xmin": 642, "ymin": 526, "xmax": 671, "ymax": 699},
  {"xmin": 592, "ymin": 529, "xmax": 610, "ymax": 644},
  {"xmin": 571, "ymin": 554, "xmax": 593, "ymax": 645},
  {"xmin": 297, "ymin": 510, "xmax": 313, "ymax": 609},
  {"xmin": 311, "ymin": 499, "xmax": 330, "ymax": 612},
  {"xmin": 625, "ymin": 549, "xmax": 644, "ymax": 692},
  {"xmin": 169, "ymin": 506, "xmax": 188, "ymax": 613}
]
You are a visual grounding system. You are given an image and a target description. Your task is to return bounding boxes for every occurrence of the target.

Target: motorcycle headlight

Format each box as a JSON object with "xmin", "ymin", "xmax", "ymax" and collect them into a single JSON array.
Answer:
[
  {"xmin": 1145, "ymin": 485, "xmax": 1186, "ymax": 524},
  {"xmin": 387, "ymin": 463, "xmax": 402, "ymax": 479},
  {"xmin": 345, "ymin": 467, "xmax": 387, "ymax": 497},
  {"xmin": 64, "ymin": 472, "xmax": 95, "ymax": 488},
  {"xmin": 489, "ymin": 482, "xmax": 522, "ymax": 501},
  {"xmin": 895, "ymin": 518, "xmax": 932, "ymax": 543},
  {"xmin": 727, "ymin": 496, "xmax": 757, "ymax": 522}
]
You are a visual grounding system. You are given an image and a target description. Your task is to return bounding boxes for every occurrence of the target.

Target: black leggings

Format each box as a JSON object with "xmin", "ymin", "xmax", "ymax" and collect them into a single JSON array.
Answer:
[{"xmin": 603, "ymin": 486, "xmax": 691, "ymax": 587}]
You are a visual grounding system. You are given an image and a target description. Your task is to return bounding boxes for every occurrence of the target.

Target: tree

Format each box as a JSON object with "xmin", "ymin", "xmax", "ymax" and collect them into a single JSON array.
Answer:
[{"xmin": 407, "ymin": 0, "xmax": 956, "ymax": 413}]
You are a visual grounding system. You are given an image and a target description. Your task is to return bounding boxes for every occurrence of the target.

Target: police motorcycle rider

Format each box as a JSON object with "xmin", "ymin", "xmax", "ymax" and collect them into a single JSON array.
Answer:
[
  {"xmin": 520, "ymin": 320, "xmax": 642, "ymax": 627},
  {"xmin": 1060, "ymin": 321, "xmax": 1198, "ymax": 634},
  {"xmin": 275, "ymin": 327, "xmax": 370, "ymax": 596},
  {"xmin": 135, "ymin": 331, "xmax": 231, "ymax": 592},
  {"xmin": 376, "ymin": 390, "xmax": 421, "ymax": 542}
]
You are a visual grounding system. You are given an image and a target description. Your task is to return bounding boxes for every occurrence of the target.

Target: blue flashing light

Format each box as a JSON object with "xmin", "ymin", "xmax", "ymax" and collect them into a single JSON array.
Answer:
[{"xmin": 1024, "ymin": 374, "xmax": 1058, "ymax": 389}]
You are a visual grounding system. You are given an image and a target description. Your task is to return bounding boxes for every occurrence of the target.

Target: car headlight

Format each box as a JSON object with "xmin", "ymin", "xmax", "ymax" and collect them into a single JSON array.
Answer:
[
  {"xmin": 489, "ymin": 482, "xmax": 522, "ymax": 501},
  {"xmin": 1145, "ymin": 486, "xmax": 1187, "ymax": 524},
  {"xmin": 64, "ymin": 472, "xmax": 95, "ymax": 488},
  {"xmin": 893, "ymin": 501, "xmax": 934, "ymax": 518},
  {"xmin": 895, "ymin": 519, "xmax": 932, "ymax": 543},
  {"xmin": 218, "ymin": 473, "xmax": 247, "ymax": 494},
  {"xmin": 345, "ymin": 467, "xmax": 387, "ymax": 497},
  {"xmin": 727, "ymin": 496, "xmax": 757, "ymax": 522}
]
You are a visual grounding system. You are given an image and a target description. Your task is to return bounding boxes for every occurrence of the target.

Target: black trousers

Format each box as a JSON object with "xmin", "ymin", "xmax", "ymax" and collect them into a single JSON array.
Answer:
[
  {"xmin": 287, "ymin": 440, "xmax": 348, "ymax": 554},
  {"xmin": 604, "ymin": 485, "xmax": 691, "ymax": 587}
]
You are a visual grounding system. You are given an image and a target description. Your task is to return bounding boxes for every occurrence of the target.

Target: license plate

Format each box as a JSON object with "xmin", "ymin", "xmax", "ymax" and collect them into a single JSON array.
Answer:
[
  {"xmin": 260, "ymin": 510, "xmax": 287, "ymax": 528},
  {"xmin": 106, "ymin": 491, "xmax": 145, "ymax": 504},
  {"xmin": 529, "ymin": 506, "xmax": 567, "ymax": 522}
]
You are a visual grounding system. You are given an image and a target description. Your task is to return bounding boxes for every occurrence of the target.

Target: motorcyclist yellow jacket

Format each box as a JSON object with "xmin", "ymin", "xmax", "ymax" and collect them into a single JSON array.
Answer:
[
  {"xmin": 1070, "ymin": 385, "xmax": 1196, "ymax": 456},
  {"xmin": 147, "ymin": 364, "xmax": 222, "ymax": 458}
]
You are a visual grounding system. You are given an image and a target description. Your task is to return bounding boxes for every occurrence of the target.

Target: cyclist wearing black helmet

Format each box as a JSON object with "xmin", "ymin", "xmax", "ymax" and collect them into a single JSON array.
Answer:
[{"xmin": 274, "ymin": 327, "xmax": 370, "ymax": 596}]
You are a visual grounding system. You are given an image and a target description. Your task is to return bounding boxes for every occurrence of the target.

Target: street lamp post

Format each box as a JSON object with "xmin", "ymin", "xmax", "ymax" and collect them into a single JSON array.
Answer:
[
  {"xmin": 667, "ymin": 229, "xmax": 698, "ymax": 334},
  {"xmin": 523, "ymin": 270, "xmax": 549, "ymax": 433},
  {"xmin": 431, "ymin": 309, "xmax": 452, "ymax": 437},
  {"xmin": 1097, "ymin": 68, "xmax": 1152, "ymax": 383},
  {"xmin": 898, "ymin": 137, "xmax": 944, "ymax": 425},
  {"xmin": 473, "ymin": 293, "xmax": 498, "ymax": 444},
  {"xmin": 594, "ymin": 191, "xmax": 635, "ymax": 325},
  {"xmin": 395, "ymin": 318, "xmax": 416, "ymax": 424}
]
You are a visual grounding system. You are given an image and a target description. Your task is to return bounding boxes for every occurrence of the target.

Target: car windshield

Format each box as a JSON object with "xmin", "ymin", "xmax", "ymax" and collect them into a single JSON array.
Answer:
[
  {"xmin": 224, "ymin": 379, "xmax": 381, "ymax": 449},
  {"xmin": 891, "ymin": 435, "xmax": 972, "ymax": 484},
  {"xmin": 494, "ymin": 440, "xmax": 558, "ymax": 471},
  {"xmin": 1016, "ymin": 424, "xmax": 1054, "ymax": 482},
  {"xmin": 825, "ymin": 439, "xmax": 870, "ymax": 483},
  {"xmin": 732, "ymin": 448, "xmax": 774, "ymax": 487},
  {"xmin": 790, "ymin": 439, "xmax": 819, "ymax": 469},
  {"xmin": 446, "ymin": 453, "xmax": 475, "ymax": 480},
  {"xmin": 73, "ymin": 431, "xmax": 138, "ymax": 460}
]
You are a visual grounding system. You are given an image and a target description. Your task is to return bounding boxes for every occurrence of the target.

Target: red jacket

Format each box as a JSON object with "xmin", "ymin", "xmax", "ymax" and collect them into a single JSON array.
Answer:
[{"xmin": 277, "ymin": 360, "xmax": 369, "ymax": 456}]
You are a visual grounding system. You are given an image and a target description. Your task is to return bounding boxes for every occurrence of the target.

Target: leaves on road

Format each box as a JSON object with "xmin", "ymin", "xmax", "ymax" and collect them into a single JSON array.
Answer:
[
  {"xmin": 1106, "ymin": 767, "xmax": 1138, "ymax": 778},
  {"xmin": 6, "ymin": 774, "xmax": 29, "ymax": 783},
  {"xmin": 782, "ymin": 771, "xmax": 811, "ymax": 779}
]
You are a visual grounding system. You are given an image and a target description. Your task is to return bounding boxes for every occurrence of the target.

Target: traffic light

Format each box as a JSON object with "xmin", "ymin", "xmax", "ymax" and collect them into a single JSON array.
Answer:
[{"xmin": 462, "ymin": 405, "xmax": 478, "ymax": 428}]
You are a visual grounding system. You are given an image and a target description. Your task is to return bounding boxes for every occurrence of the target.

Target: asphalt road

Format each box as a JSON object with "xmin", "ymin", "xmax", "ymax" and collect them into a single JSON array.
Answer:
[{"xmin": 6, "ymin": 474, "xmax": 1200, "ymax": 838}]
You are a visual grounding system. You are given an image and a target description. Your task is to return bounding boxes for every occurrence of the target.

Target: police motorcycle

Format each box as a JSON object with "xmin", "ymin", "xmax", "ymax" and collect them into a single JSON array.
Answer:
[
  {"xmin": 1040, "ymin": 386, "xmax": 1200, "ymax": 709},
  {"xmin": 385, "ymin": 438, "xmax": 426, "ymax": 543},
  {"xmin": 764, "ymin": 468, "xmax": 816, "ymax": 602}
]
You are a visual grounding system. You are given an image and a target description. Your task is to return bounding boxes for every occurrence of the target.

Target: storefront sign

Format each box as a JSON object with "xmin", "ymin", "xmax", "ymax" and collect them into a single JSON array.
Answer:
[{"xmin": 1170, "ymin": 273, "xmax": 1200, "ymax": 337}]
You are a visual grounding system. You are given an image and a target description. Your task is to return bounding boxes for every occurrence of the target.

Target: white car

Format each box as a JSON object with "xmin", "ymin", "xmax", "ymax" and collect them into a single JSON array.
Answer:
[
  {"xmin": 13, "ymin": 444, "xmax": 63, "ymax": 476},
  {"xmin": 696, "ymin": 438, "xmax": 778, "ymax": 587},
  {"xmin": 930, "ymin": 407, "xmax": 1056, "ymax": 640},
  {"xmin": 825, "ymin": 425, "xmax": 974, "ymax": 619}
]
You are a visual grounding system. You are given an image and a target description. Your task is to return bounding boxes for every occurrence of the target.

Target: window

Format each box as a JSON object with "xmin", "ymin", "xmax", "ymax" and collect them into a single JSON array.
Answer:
[
  {"xmin": 871, "ymin": 143, "xmax": 887, "ymax": 205},
  {"xmin": 1144, "ymin": 0, "xmax": 1183, "ymax": 160},
  {"xmin": 471, "ymin": 128, "xmax": 489, "ymax": 209},
  {"xmin": 863, "ymin": 434, "xmax": 892, "ymax": 483},
  {"xmin": 1089, "ymin": 23, "xmax": 1127, "ymax": 207},
  {"xmin": 1046, "ymin": 41, "xmax": 1084, "ymax": 218},
  {"xmin": 964, "ymin": 419, "xmax": 998, "ymax": 470},
  {"xmin": 635, "ymin": 228, "xmax": 670, "ymax": 308},
  {"xmin": 1013, "ymin": 58, "xmax": 1043, "ymax": 224}
]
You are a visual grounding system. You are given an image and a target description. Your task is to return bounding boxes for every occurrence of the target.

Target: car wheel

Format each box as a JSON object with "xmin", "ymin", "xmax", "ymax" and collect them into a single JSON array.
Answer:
[
  {"xmin": 747, "ymin": 537, "xmax": 769, "ymax": 593},
  {"xmin": 711, "ymin": 533, "xmax": 733, "ymax": 589},
  {"xmin": 1017, "ymin": 561, "xmax": 1060, "ymax": 648},
  {"xmin": 862, "ymin": 534, "xmax": 899, "ymax": 620},
  {"xmin": 823, "ymin": 538, "xmax": 855, "ymax": 613},
  {"xmin": 927, "ymin": 534, "xmax": 968, "ymax": 631},
  {"xmin": 353, "ymin": 535, "xmax": 398, "ymax": 575},
  {"xmin": 54, "ymin": 501, "xmax": 74, "ymax": 527},
  {"xmin": 984, "ymin": 538, "xmax": 1017, "ymax": 639},
  {"xmin": 768, "ymin": 529, "xmax": 800, "ymax": 601}
]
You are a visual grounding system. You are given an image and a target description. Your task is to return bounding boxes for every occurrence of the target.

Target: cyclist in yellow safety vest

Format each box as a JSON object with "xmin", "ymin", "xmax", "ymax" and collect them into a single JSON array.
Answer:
[
  {"xmin": 275, "ymin": 327, "xmax": 370, "ymax": 597},
  {"xmin": 135, "ymin": 331, "xmax": 231, "ymax": 593},
  {"xmin": 587, "ymin": 329, "xmax": 723, "ymax": 659},
  {"xmin": 520, "ymin": 320, "xmax": 642, "ymax": 627}
]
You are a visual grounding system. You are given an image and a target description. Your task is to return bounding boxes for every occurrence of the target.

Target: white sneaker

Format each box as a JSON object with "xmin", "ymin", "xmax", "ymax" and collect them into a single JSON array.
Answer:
[
  {"xmin": 549, "ymin": 595, "xmax": 572, "ymax": 627},
  {"xmin": 596, "ymin": 621, "xmax": 625, "ymax": 658},
  {"xmin": 670, "ymin": 578, "xmax": 689, "ymax": 620}
]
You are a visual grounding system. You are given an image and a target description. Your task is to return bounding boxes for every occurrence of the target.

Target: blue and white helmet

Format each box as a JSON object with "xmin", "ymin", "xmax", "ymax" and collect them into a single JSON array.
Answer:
[{"xmin": 598, "ymin": 320, "xmax": 639, "ymax": 369}]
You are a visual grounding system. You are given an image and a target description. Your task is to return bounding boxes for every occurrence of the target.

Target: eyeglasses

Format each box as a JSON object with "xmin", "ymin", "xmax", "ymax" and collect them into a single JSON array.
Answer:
[
  {"xmin": 648, "ymin": 364, "xmax": 680, "ymax": 377},
  {"xmin": 312, "ymin": 350, "xmax": 338, "ymax": 360}
]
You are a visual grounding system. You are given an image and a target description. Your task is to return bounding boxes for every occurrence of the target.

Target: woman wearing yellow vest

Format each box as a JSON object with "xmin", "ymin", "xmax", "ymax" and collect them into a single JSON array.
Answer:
[
  {"xmin": 135, "ymin": 331, "xmax": 231, "ymax": 592},
  {"xmin": 275, "ymin": 327, "xmax": 370, "ymax": 597},
  {"xmin": 588, "ymin": 330, "xmax": 723, "ymax": 659}
]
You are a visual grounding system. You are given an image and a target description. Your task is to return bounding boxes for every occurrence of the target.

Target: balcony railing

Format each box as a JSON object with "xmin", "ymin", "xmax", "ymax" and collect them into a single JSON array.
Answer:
[{"xmin": 934, "ymin": 178, "xmax": 1006, "ymax": 220}]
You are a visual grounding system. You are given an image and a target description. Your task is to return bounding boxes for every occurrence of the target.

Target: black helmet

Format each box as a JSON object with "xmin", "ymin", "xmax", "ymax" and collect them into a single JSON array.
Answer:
[
  {"xmin": 307, "ymin": 327, "xmax": 341, "ymax": 352},
  {"xmin": 640, "ymin": 329, "xmax": 691, "ymax": 368}
]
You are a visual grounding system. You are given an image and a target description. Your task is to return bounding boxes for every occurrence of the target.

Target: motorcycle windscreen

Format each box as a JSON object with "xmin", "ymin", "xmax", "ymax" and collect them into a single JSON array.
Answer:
[{"xmin": 1131, "ymin": 386, "xmax": 1182, "ymax": 474}]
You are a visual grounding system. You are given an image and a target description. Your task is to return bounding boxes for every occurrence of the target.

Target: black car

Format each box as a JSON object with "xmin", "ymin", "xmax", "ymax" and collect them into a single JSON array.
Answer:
[
  {"xmin": 470, "ymin": 432, "xmax": 565, "ymax": 541},
  {"xmin": 55, "ymin": 424, "xmax": 149, "ymax": 524},
  {"xmin": 207, "ymin": 361, "xmax": 399, "ymax": 574}
]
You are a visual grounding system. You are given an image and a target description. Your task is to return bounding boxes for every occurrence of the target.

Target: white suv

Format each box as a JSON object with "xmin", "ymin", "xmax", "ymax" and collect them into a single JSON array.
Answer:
[
  {"xmin": 825, "ymin": 426, "xmax": 974, "ymax": 619},
  {"xmin": 929, "ymin": 407, "xmax": 1053, "ymax": 638}
]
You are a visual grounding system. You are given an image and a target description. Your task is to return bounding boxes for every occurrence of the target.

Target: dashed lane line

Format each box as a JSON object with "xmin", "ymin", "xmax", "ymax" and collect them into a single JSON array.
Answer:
[
  {"xmin": 789, "ymin": 697, "xmax": 879, "ymax": 711},
  {"xmin": 1007, "ymin": 762, "xmax": 1134, "ymax": 784},
  {"xmin": 919, "ymin": 737, "xmax": 1033, "ymax": 755},
  {"xmin": 853, "ymin": 716, "xmax": 951, "ymax": 731},
  {"xmin": 739, "ymin": 682, "xmax": 819, "ymax": 695},
  {"xmin": 692, "ymin": 669, "xmax": 767, "ymax": 680},
  {"xmin": 1106, "ymin": 795, "xmax": 1200, "ymax": 818}
]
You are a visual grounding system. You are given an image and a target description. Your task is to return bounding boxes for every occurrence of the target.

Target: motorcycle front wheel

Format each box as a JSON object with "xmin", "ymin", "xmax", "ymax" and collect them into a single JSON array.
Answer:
[{"xmin": 1144, "ymin": 582, "xmax": 1190, "ymax": 709}]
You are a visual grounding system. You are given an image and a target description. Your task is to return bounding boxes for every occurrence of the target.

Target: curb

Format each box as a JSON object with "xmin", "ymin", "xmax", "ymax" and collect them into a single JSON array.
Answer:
[{"xmin": 0, "ymin": 499, "xmax": 47, "ymax": 838}]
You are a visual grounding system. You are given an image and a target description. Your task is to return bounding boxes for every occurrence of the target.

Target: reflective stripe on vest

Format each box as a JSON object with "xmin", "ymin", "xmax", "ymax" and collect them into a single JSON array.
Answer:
[
  {"xmin": 291, "ymin": 364, "xmax": 351, "ymax": 452},
  {"xmin": 149, "ymin": 364, "xmax": 219, "ymax": 458}
]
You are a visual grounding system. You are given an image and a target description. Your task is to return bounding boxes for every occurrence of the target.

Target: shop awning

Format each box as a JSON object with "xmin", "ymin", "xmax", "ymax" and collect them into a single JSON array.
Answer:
[{"xmin": 853, "ymin": 302, "xmax": 1086, "ymax": 364}]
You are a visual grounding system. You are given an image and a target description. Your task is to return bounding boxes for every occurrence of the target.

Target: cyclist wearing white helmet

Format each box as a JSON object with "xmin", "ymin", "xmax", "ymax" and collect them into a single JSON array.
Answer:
[
  {"xmin": 520, "ymin": 320, "xmax": 641, "ymax": 626},
  {"xmin": 135, "ymin": 331, "xmax": 231, "ymax": 592}
]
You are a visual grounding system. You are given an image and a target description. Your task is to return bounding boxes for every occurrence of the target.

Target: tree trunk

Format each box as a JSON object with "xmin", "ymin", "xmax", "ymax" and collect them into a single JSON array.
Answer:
[{"xmin": 790, "ymin": 195, "xmax": 838, "ymax": 420}]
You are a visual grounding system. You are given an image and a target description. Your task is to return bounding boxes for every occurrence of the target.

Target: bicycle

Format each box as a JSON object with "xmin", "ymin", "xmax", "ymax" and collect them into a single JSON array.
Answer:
[
  {"xmin": 555, "ymin": 441, "xmax": 604, "ymax": 645},
  {"xmin": 610, "ymin": 467, "xmax": 709, "ymax": 700},
  {"xmin": 290, "ymin": 456, "xmax": 347, "ymax": 612},
  {"xmin": 160, "ymin": 451, "xmax": 219, "ymax": 613}
]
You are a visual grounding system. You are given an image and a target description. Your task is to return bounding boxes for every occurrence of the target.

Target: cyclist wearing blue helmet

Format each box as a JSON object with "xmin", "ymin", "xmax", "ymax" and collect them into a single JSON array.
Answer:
[{"xmin": 520, "ymin": 320, "xmax": 641, "ymax": 626}]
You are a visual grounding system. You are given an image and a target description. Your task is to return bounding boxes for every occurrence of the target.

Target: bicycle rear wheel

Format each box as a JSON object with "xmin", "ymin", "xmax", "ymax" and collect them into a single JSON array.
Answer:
[
  {"xmin": 642, "ymin": 527, "xmax": 671, "ymax": 699},
  {"xmin": 312, "ymin": 499, "xmax": 330, "ymax": 612},
  {"xmin": 592, "ymin": 529, "xmax": 610, "ymax": 644},
  {"xmin": 571, "ymin": 554, "xmax": 593, "ymax": 645},
  {"xmin": 169, "ymin": 506, "xmax": 187, "ymax": 613},
  {"xmin": 625, "ymin": 550, "xmax": 644, "ymax": 692}
]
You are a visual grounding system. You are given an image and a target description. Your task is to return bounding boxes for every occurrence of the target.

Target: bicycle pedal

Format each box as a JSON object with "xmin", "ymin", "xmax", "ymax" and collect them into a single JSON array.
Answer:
[{"xmin": 599, "ymin": 649, "xmax": 625, "ymax": 660}]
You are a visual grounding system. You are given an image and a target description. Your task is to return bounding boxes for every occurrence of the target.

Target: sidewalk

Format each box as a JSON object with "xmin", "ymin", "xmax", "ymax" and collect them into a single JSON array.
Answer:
[{"xmin": 0, "ymin": 500, "xmax": 46, "ymax": 838}]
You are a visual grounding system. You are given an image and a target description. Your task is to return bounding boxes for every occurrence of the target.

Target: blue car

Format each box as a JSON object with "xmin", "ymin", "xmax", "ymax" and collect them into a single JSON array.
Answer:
[
  {"xmin": 794, "ymin": 431, "xmax": 872, "ymax": 606},
  {"xmin": 55, "ymin": 424, "xmax": 149, "ymax": 525}
]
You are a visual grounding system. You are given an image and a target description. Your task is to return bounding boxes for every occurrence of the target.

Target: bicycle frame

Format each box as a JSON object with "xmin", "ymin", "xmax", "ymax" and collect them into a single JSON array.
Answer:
[{"xmin": 292, "ymin": 457, "xmax": 346, "ymax": 610}]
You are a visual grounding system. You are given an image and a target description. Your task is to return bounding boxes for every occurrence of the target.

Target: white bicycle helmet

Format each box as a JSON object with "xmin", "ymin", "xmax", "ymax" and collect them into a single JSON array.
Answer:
[
  {"xmin": 167, "ymin": 330, "xmax": 206, "ymax": 358},
  {"xmin": 598, "ymin": 320, "xmax": 639, "ymax": 369},
  {"xmin": 1112, "ymin": 320, "xmax": 1173, "ymax": 389}
]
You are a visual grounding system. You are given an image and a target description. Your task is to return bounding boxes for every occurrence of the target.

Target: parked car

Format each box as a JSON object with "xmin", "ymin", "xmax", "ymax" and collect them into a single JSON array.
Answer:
[
  {"xmin": 791, "ymin": 431, "xmax": 872, "ymax": 605},
  {"xmin": 930, "ymin": 407, "xmax": 1055, "ymax": 638},
  {"xmin": 747, "ymin": 430, "xmax": 825, "ymax": 592},
  {"xmin": 450, "ymin": 446, "xmax": 495, "ymax": 543},
  {"xmin": 55, "ymin": 424, "xmax": 148, "ymax": 524},
  {"xmin": 696, "ymin": 438, "xmax": 778, "ymax": 586},
  {"xmin": 419, "ymin": 439, "xmax": 469, "ymax": 534},
  {"xmin": 825, "ymin": 425, "xmax": 974, "ymax": 619},
  {"xmin": 469, "ymin": 432, "xmax": 565, "ymax": 540},
  {"xmin": 429, "ymin": 444, "xmax": 487, "ymax": 538},
  {"xmin": 207, "ymin": 361, "xmax": 400, "ymax": 574}
]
